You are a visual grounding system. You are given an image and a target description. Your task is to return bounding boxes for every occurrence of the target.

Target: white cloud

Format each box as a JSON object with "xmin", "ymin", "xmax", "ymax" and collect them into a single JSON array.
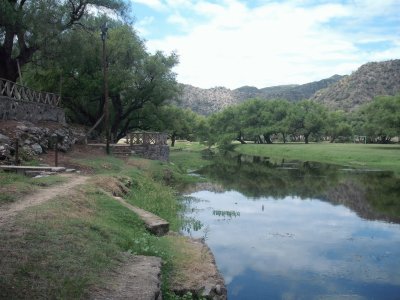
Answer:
[
  {"xmin": 135, "ymin": 16, "xmax": 155, "ymax": 36},
  {"xmin": 130, "ymin": 0, "xmax": 166, "ymax": 11},
  {"xmin": 167, "ymin": 12, "xmax": 189, "ymax": 27},
  {"xmin": 145, "ymin": 0, "xmax": 400, "ymax": 89}
]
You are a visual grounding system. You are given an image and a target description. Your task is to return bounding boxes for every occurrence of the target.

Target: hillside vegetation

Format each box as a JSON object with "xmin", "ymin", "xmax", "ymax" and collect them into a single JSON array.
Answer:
[{"xmin": 311, "ymin": 60, "xmax": 400, "ymax": 110}]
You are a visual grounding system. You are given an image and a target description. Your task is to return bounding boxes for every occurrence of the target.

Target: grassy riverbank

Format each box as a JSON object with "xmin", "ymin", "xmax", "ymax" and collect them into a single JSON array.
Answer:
[
  {"xmin": 0, "ymin": 145, "xmax": 208, "ymax": 299},
  {"xmin": 235, "ymin": 143, "xmax": 400, "ymax": 176}
]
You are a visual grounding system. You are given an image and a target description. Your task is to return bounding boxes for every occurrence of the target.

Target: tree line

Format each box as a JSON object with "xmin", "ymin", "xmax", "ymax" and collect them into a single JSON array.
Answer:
[{"xmin": 167, "ymin": 96, "xmax": 400, "ymax": 147}]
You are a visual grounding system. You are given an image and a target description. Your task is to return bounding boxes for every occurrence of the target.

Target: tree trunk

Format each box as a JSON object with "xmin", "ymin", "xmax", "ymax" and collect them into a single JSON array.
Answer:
[
  {"xmin": 304, "ymin": 134, "xmax": 309, "ymax": 144},
  {"xmin": 0, "ymin": 50, "xmax": 19, "ymax": 82},
  {"xmin": 171, "ymin": 133, "xmax": 176, "ymax": 147},
  {"xmin": 263, "ymin": 134, "xmax": 273, "ymax": 144}
]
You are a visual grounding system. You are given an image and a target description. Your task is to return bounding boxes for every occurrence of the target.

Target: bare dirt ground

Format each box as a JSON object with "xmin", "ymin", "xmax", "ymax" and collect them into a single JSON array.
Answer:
[
  {"xmin": 0, "ymin": 173, "xmax": 89, "ymax": 227},
  {"xmin": 90, "ymin": 254, "xmax": 162, "ymax": 300}
]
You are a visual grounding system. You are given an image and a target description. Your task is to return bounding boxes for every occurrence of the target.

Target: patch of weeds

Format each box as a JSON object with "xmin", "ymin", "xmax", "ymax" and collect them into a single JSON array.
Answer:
[
  {"xmin": 0, "ymin": 171, "xmax": 67, "ymax": 205},
  {"xmin": 0, "ymin": 171, "xmax": 36, "ymax": 204},
  {"xmin": 165, "ymin": 291, "xmax": 206, "ymax": 300},
  {"xmin": 72, "ymin": 156, "xmax": 124, "ymax": 174},
  {"xmin": 29, "ymin": 175, "xmax": 67, "ymax": 187},
  {"xmin": 126, "ymin": 175, "xmax": 184, "ymax": 231}
]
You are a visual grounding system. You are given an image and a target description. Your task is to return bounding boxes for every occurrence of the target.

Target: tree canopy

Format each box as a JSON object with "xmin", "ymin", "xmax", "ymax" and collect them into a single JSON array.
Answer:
[
  {"xmin": 0, "ymin": 0, "xmax": 127, "ymax": 81},
  {"xmin": 22, "ymin": 15, "xmax": 180, "ymax": 141}
]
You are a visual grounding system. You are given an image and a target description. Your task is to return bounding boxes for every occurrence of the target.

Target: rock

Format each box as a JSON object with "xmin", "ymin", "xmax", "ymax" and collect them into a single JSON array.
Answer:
[
  {"xmin": 0, "ymin": 144, "xmax": 11, "ymax": 160},
  {"xmin": 0, "ymin": 133, "xmax": 10, "ymax": 144},
  {"xmin": 0, "ymin": 120, "xmax": 86, "ymax": 162},
  {"xmin": 31, "ymin": 143, "xmax": 43, "ymax": 154},
  {"xmin": 201, "ymin": 284, "xmax": 213, "ymax": 297},
  {"xmin": 16, "ymin": 124, "xmax": 28, "ymax": 132},
  {"xmin": 215, "ymin": 284, "xmax": 222, "ymax": 295}
]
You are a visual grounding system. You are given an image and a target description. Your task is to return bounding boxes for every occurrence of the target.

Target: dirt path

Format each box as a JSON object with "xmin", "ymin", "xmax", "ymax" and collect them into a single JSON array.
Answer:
[
  {"xmin": 0, "ymin": 174, "xmax": 89, "ymax": 227},
  {"xmin": 90, "ymin": 254, "xmax": 162, "ymax": 300}
]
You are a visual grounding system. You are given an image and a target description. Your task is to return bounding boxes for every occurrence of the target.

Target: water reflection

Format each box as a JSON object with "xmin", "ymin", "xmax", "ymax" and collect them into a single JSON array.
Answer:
[
  {"xmin": 196, "ymin": 153, "xmax": 400, "ymax": 223},
  {"xmin": 183, "ymin": 154, "xmax": 400, "ymax": 299}
]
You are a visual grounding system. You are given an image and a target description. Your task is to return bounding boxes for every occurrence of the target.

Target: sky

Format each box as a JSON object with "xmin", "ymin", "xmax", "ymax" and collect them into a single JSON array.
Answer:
[{"xmin": 128, "ymin": 0, "xmax": 400, "ymax": 89}]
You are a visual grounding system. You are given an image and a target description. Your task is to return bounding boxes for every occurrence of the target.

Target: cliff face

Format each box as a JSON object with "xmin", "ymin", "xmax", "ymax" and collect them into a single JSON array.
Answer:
[
  {"xmin": 177, "ymin": 59, "xmax": 400, "ymax": 114},
  {"xmin": 177, "ymin": 85, "xmax": 238, "ymax": 115},
  {"xmin": 311, "ymin": 60, "xmax": 400, "ymax": 110}
]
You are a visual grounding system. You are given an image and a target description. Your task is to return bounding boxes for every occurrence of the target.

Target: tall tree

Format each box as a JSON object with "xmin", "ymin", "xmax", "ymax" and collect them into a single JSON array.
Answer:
[
  {"xmin": 0, "ymin": 0, "xmax": 126, "ymax": 81},
  {"xmin": 23, "ymin": 18, "xmax": 180, "ymax": 140},
  {"xmin": 138, "ymin": 105, "xmax": 200, "ymax": 146},
  {"xmin": 325, "ymin": 110, "xmax": 352, "ymax": 142},
  {"xmin": 359, "ymin": 95, "xmax": 400, "ymax": 143},
  {"xmin": 288, "ymin": 100, "xmax": 327, "ymax": 144}
]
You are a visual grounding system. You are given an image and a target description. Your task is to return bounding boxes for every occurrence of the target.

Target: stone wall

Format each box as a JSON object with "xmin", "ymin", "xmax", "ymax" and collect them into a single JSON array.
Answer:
[
  {"xmin": 0, "ymin": 96, "xmax": 65, "ymax": 124},
  {"xmin": 0, "ymin": 120, "xmax": 86, "ymax": 163},
  {"xmin": 131, "ymin": 145, "xmax": 169, "ymax": 162}
]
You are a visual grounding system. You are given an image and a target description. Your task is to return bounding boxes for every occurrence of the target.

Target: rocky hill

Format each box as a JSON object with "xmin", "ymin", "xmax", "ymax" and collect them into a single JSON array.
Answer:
[
  {"xmin": 177, "ymin": 59, "xmax": 400, "ymax": 114},
  {"xmin": 176, "ymin": 85, "xmax": 238, "ymax": 115},
  {"xmin": 311, "ymin": 59, "xmax": 400, "ymax": 110},
  {"xmin": 235, "ymin": 75, "xmax": 345, "ymax": 102},
  {"xmin": 177, "ymin": 75, "xmax": 345, "ymax": 115}
]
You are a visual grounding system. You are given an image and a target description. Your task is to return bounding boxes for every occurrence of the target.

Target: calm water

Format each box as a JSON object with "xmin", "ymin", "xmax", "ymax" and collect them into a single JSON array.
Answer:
[{"xmin": 182, "ymin": 154, "xmax": 400, "ymax": 300}]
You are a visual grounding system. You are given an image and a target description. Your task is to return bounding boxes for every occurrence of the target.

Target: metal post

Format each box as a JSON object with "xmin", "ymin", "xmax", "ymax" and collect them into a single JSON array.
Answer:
[
  {"xmin": 55, "ymin": 140, "xmax": 58, "ymax": 167},
  {"xmin": 101, "ymin": 23, "xmax": 110, "ymax": 155},
  {"xmin": 15, "ymin": 138, "xmax": 19, "ymax": 165}
]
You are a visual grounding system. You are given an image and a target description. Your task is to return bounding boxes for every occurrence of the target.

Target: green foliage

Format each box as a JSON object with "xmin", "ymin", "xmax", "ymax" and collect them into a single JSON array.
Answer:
[
  {"xmin": 198, "ymin": 94, "xmax": 399, "ymax": 147},
  {"xmin": 23, "ymin": 16, "xmax": 180, "ymax": 141},
  {"xmin": 0, "ymin": 0, "xmax": 127, "ymax": 81},
  {"xmin": 199, "ymin": 98, "xmax": 331, "ymax": 146},
  {"xmin": 139, "ymin": 105, "xmax": 201, "ymax": 146},
  {"xmin": 288, "ymin": 100, "xmax": 328, "ymax": 143},
  {"xmin": 359, "ymin": 95, "xmax": 400, "ymax": 143}
]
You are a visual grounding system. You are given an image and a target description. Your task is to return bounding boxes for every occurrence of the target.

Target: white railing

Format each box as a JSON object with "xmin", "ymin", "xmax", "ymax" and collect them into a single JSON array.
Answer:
[
  {"xmin": 0, "ymin": 78, "xmax": 61, "ymax": 107},
  {"xmin": 127, "ymin": 132, "xmax": 168, "ymax": 145}
]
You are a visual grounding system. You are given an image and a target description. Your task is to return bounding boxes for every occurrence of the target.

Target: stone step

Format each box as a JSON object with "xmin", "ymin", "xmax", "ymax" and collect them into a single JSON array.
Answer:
[
  {"xmin": 0, "ymin": 165, "xmax": 66, "ymax": 172},
  {"xmin": 113, "ymin": 196, "xmax": 169, "ymax": 236},
  {"xmin": 24, "ymin": 170, "xmax": 57, "ymax": 177}
]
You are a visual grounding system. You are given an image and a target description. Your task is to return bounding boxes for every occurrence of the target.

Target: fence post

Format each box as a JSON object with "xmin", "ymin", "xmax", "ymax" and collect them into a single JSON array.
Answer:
[{"xmin": 15, "ymin": 138, "xmax": 19, "ymax": 165}]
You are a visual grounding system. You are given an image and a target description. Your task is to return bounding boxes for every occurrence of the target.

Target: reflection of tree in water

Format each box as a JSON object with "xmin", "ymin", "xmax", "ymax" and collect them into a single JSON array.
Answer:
[{"xmin": 198, "ymin": 153, "xmax": 400, "ymax": 223}]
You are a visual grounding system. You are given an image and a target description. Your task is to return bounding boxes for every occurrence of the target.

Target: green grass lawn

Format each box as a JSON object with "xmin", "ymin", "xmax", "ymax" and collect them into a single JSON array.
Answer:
[{"xmin": 235, "ymin": 143, "xmax": 400, "ymax": 175}]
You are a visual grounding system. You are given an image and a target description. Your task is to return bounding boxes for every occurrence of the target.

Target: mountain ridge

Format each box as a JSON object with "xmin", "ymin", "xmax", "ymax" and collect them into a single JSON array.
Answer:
[{"xmin": 176, "ymin": 59, "xmax": 400, "ymax": 115}]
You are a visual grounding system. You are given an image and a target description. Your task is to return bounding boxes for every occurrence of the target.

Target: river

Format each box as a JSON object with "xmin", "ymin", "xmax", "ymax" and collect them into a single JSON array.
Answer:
[{"xmin": 182, "ymin": 154, "xmax": 400, "ymax": 300}]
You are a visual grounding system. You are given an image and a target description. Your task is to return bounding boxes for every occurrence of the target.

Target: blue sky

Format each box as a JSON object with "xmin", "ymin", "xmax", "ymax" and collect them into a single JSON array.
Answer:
[{"xmin": 128, "ymin": 0, "xmax": 400, "ymax": 89}]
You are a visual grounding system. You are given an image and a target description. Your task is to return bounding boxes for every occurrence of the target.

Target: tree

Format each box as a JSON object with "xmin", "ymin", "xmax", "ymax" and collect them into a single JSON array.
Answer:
[
  {"xmin": 196, "ymin": 116, "xmax": 217, "ymax": 150},
  {"xmin": 0, "ymin": 0, "xmax": 126, "ymax": 81},
  {"xmin": 140, "ymin": 105, "xmax": 200, "ymax": 146},
  {"xmin": 359, "ymin": 95, "xmax": 400, "ymax": 143},
  {"xmin": 23, "ymin": 18, "xmax": 180, "ymax": 141},
  {"xmin": 325, "ymin": 110, "xmax": 352, "ymax": 142},
  {"xmin": 288, "ymin": 100, "xmax": 327, "ymax": 144}
]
